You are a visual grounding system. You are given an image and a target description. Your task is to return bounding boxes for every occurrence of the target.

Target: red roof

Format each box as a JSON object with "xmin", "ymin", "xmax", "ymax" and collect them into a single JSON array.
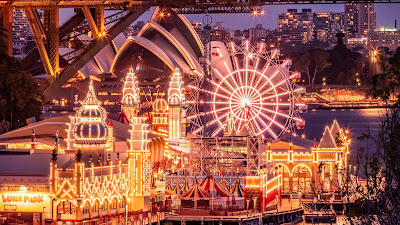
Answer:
[
  {"xmin": 200, "ymin": 175, "xmax": 233, "ymax": 197},
  {"xmin": 179, "ymin": 178, "xmax": 212, "ymax": 200}
]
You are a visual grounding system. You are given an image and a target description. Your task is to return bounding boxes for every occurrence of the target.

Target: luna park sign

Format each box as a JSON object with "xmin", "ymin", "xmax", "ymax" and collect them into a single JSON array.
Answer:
[{"xmin": 2, "ymin": 194, "xmax": 44, "ymax": 203}]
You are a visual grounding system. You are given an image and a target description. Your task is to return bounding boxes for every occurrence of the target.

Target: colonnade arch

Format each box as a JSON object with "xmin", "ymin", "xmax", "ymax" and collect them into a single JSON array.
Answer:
[{"xmin": 272, "ymin": 163, "xmax": 313, "ymax": 193}]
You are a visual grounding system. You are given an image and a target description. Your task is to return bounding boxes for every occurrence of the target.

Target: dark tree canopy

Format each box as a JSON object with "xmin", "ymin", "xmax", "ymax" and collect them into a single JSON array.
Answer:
[
  {"xmin": 0, "ymin": 24, "xmax": 44, "ymax": 131},
  {"xmin": 346, "ymin": 50, "xmax": 400, "ymax": 224}
]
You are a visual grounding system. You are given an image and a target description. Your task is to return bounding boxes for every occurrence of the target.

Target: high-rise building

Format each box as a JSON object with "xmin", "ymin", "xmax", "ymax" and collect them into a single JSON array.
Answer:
[
  {"xmin": 214, "ymin": 21, "xmax": 225, "ymax": 30},
  {"xmin": 191, "ymin": 21, "xmax": 202, "ymax": 36},
  {"xmin": 12, "ymin": 9, "xmax": 42, "ymax": 51},
  {"xmin": 210, "ymin": 29, "xmax": 231, "ymax": 43},
  {"xmin": 278, "ymin": 9, "xmax": 313, "ymax": 43},
  {"xmin": 345, "ymin": 3, "xmax": 376, "ymax": 37},
  {"xmin": 368, "ymin": 27, "xmax": 400, "ymax": 52},
  {"xmin": 249, "ymin": 24, "xmax": 267, "ymax": 43},
  {"xmin": 313, "ymin": 12, "xmax": 346, "ymax": 43}
]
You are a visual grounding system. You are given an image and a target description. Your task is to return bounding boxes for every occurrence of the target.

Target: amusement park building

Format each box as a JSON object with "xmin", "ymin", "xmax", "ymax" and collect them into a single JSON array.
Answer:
[{"xmin": 0, "ymin": 80, "xmax": 166, "ymax": 224}]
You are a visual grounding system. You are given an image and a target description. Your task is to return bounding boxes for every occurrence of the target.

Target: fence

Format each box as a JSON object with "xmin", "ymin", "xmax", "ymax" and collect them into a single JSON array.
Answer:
[{"xmin": 170, "ymin": 198, "xmax": 247, "ymax": 211}]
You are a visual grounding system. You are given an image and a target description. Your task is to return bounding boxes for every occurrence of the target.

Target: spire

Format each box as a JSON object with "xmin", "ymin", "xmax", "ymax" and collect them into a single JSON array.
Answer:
[
  {"xmin": 330, "ymin": 120, "xmax": 344, "ymax": 139},
  {"xmin": 82, "ymin": 79, "xmax": 100, "ymax": 106},
  {"xmin": 318, "ymin": 126, "xmax": 337, "ymax": 148},
  {"xmin": 168, "ymin": 68, "xmax": 184, "ymax": 104},
  {"xmin": 123, "ymin": 66, "xmax": 140, "ymax": 105}
]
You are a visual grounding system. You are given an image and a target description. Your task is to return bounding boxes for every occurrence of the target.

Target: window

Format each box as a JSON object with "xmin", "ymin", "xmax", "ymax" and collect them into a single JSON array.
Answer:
[
  {"xmin": 83, "ymin": 202, "xmax": 90, "ymax": 214},
  {"xmin": 102, "ymin": 200, "xmax": 108, "ymax": 211},
  {"xmin": 57, "ymin": 201, "xmax": 76, "ymax": 214},
  {"xmin": 93, "ymin": 200, "xmax": 100, "ymax": 212},
  {"xmin": 120, "ymin": 197, "xmax": 126, "ymax": 208},
  {"xmin": 112, "ymin": 198, "xmax": 117, "ymax": 209}
]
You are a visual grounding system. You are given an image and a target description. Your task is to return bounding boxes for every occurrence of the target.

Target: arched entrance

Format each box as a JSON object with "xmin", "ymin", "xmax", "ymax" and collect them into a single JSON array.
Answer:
[
  {"xmin": 292, "ymin": 164, "xmax": 312, "ymax": 193},
  {"xmin": 273, "ymin": 164, "xmax": 290, "ymax": 193}
]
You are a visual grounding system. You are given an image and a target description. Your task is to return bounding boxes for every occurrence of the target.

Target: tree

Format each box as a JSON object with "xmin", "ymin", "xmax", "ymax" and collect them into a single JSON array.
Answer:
[
  {"xmin": 345, "ymin": 50, "xmax": 400, "ymax": 224},
  {"xmin": 292, "ymin": 48, "xmax": 331, "ymax": 88},
  {"xmin": 0, "ymin": 24, "xmax": 44, "ymax": 131}
]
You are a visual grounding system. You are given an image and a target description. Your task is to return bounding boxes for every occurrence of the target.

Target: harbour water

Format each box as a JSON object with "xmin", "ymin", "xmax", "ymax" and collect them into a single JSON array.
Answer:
[{"xmin": 301, "ymin": 108, "xmax": 383, "ymax": 155}]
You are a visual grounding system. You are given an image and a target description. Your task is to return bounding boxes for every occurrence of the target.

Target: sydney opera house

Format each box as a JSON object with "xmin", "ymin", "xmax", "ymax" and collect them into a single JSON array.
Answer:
[{"xmin": 54, "ymin": 7, "xmax": 203, "ymax": 103}]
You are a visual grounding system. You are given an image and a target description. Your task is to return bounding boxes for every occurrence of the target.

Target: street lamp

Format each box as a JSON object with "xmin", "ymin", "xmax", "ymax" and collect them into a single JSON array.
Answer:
[{"xmin": 42, "ymin": 207, "xmax": 46, "ymax": 225}]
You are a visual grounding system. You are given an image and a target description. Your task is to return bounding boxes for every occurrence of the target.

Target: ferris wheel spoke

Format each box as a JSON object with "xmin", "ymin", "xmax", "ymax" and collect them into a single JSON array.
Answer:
[
  {"xmin": 245, "ymin": 55, "xmax": 249, "ymax": 91},
  {"xmin": 192, "ymin": 110, "xmax": 232, "ymax": 135},
  {"xmin": 247, "ymin": 89, "xmax": 260, "ymax": 102},
  {"xmin": 260, "ymin": 73, "xmax": 300, "ymax": 97},
  {"xmin": 208, "ymin": 79, "xmax": 241, "ymax": 101},
  {"xmin": 213, "ymin": 68, "xmax": 237, "ymax": 93},
  {"xmin": 252, "ymin": 104, "xmax": 302, "ymax": 122},
  {"xmin": 258, "ymin": 70, "xmax": 279, "ymax": 91},
  {"xmin": 255, "ymin": 108, "xmax": 285, "ymax": 130},
  {"xmin": 186, "ymin": 101, "xmax": 231, "ymax": 105},
  {"xmin": 248, "ymin": 107, "xmax": 277, "ymax": 139},
  {"xmin": 261, "ymin": 87, "xmax": 304, "ymax": 101},
  {"xmin": 249, "ymin": 57, "xmax": 260, "ymax": 92},
  {"xmin": 253, "ymin": 64, "xmax": 273, "ymax": 90},
  {"xmin": 211, "ymin": 125, "xmax": 225, "ymax": 137},
  {"xmin": 187, "ymin": 105, "xmax": 231, "ymax": 119},
  {"xmin": 188, "ymin": 85, "xmax": 232, "ymax": 101}
]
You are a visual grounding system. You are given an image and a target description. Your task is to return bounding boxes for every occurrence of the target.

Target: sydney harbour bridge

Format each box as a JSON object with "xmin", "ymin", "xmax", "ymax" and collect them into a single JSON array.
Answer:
[{"xmin": 0, "ymin": 0, "xmax": 398, "ymax": 98}]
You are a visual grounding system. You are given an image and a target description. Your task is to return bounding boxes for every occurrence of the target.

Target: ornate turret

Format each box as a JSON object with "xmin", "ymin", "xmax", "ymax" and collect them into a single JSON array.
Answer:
[
  {"xmin": 122, "ymin": 67, "xmax": 141, "ymax": 122},
  {"xmin": 66, "ymin": 80, "xmax": 113, "ymax": 150},
  {"xmin": 168, "ymin": 68, "xmax": 185, "ymax": 141}
]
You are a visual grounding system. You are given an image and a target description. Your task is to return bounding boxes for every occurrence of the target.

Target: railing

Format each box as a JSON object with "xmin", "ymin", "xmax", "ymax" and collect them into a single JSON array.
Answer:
[{"xmin": 170, "ymin": 199, "xmax": 247, "ymax": 211}]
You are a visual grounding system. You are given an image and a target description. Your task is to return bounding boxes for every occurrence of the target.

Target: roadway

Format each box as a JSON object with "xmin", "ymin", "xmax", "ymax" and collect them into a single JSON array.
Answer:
[{"xmin": 0, "ymin": 0, "xmax": 400, "ymax": 9}]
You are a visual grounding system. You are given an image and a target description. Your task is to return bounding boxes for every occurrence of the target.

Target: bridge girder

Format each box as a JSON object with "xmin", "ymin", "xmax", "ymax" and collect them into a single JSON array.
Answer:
[
  {"xmin": 21, "ymin": 10, "xmax": 85, "ymax": 71},
  {"xmin": 25, "ymin": 7, "xmax": 56, "ymax": 78},
  {"xmin": 44, "ymin": 7, "xmax": 150, "ymax": 97},
  {"xmin": 0, "ymin": 0, "xmax": 399, "ymax": 9}
]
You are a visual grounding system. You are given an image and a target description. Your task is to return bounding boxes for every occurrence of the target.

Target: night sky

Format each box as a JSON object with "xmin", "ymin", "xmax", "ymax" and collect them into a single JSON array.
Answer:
[{"xmin": 60, "ymin": 4, "xmax": 400, "ymax": 30}]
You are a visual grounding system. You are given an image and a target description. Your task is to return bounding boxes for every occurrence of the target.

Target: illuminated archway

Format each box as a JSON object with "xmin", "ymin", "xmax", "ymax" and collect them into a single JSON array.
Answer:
[
  {"xmin": 83, "ymin": 201, "xmax": 91, "ymax": 217},
  {"xmin": 111, "ymin": 197, "xmax": 118, "ymax": 211},
  {"xmin": 93, "ymin": 199, "xmax": 100, "ymax": 216},
  {"xmin": 273, "ymin": 164, "xmax": 291, "ymax": 193},
  {"xmin": 102, "ymin": 198, "xmax": 109, "ymax": 215},
  {"xmin": 120, "ymin": 196, "xmax": 127, "ymax": 211},
  {"xmin": 292, "ymin": 164, "xmax": 312, "ymax": 193}
]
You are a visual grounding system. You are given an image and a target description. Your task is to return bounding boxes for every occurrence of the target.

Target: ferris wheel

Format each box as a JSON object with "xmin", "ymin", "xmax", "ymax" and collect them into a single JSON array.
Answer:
[{"xmin": 186, "ymin": 41, "xmax": 305, "ymax": 140}]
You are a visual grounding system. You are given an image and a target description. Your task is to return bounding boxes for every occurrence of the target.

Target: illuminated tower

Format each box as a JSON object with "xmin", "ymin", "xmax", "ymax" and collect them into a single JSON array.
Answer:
[
  {"xmin": 168, "ymin": 68, "xmax": 185, "ymax": 140},
  {"xmin": 127, "ymin": 116, "xmax": 151, "ymax": 211},
  {"xmin": 151, "ymin": 98, "xmax": 169, "ymax": 138},
  {"xmin": 65, "ymin": 80, "xmax": 114, "ymax": 151},
  {"xmin": 122, "ymin": 67, "xmax": 140, "ymax": 122}
]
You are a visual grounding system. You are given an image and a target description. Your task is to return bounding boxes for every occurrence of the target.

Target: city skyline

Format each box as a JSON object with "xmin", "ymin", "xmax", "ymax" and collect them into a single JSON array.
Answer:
[{"xmin": 57, "ymin": 4, "xmax": 400, "ymax": 31}]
